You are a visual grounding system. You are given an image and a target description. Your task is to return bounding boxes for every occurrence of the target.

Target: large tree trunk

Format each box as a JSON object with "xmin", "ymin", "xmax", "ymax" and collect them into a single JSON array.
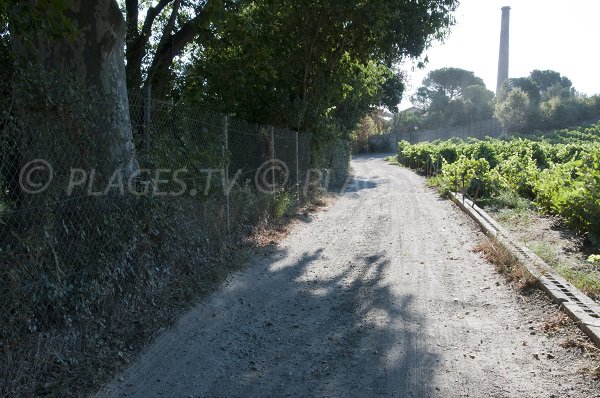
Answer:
[
  {"xmin": 11, "ymin": 0, "xmax": 137, "ymax": 180},
  {"xmin": 8, "ymin": 0, "xmax": 137, "ymax": 235}
]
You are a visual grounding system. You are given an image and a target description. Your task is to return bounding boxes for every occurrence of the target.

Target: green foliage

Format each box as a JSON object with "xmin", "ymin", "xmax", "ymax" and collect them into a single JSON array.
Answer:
[
  {"xmin": 530, "ymin": 69, "xmax": 572, "ymax": 96},
  {"xmin": 274, "ymin": 190, "xmax": 293, "ymax": 219},
  {"xmin": 390, "ymin": 111, "xmax": 422, "ymax": 138},
  {"xmin": 395, "ymin": 123, "xmax": 600, "ymax": 242},
  {"xmin": 498, "ymin": 77, "xmax": 542, "ymax": 104},
  {"xmin": 313, "ymin": 135, "xmax": 351, "ymax": 188},
  {"xmin": 478, "ymin": 191, "xmax": 533, "ymax": 212},
  {"xmin": 352, "ymin": 115, "xmax": 379, "ymax": 153},
  {"xmin": 534, "ymin": 151, "xmax": 600, "ymax": 242},
  {"xmin": 462, "ymin": 140, "xmax": 501, "ymax": 168},
  {"xmin": 4, "ymin": 0, "xmax": 77, "ymax": 44},
  {"xmin": 557, "ymin": 267, "xmax": 600, "ymax": 299},
  {"xmin": 540, "ymin": 96, "xmax": 580, "ymax": 128},
  {"xmin": 496, "ymin": 70, "xmax": 598, "ymax": 133},
  {"xmin": 494, "ymin": 88, "xmax": 533, "ymax": 133},
  {"xmin": 179, "ymin": 0, "xmax": 458, "ymax": 181},
  {"xmin": 414, "ymin": 67, "xmax": 485, "ymax": 105},
  {"xmin": 184, "ymin": 0, "xmax": 458, "ymax": 137},
  {"xmin": 411, "ymin": 67, "xmax": 493, "ymax": 128},
  {"xmin": 438, "ymin": 156, "xmax": 504, "ymax": 198},
  {"xmin": 497, "ymin": 149, "xmax": 539, "ymax": 198},
  {"xmin": 462, "ymin": 84, "xmax": 494, "ymax": 119}
]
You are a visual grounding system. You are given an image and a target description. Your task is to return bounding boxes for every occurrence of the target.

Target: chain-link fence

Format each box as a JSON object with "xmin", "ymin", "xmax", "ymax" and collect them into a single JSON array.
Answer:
[{"xmin": 0, "ymin": 86, "xmax": 317, "ymax": 395}]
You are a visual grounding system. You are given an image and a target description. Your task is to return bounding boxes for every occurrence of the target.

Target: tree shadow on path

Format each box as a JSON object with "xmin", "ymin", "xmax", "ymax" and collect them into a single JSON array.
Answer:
[{"xmin": 102, "ymin": 244, "xmax": 441, "ymax": 398}]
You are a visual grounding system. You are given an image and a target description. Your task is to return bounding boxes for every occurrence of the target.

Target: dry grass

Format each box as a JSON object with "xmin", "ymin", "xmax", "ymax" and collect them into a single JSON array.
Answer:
[
  {"xmin": 246, "ymin": 218, "xmax": 295, "ymax": 247},
  {"xmin": 475, "ymin": 238, "xmax": 538, "ymax": 292},
  {"xmin": 541, "ymin": 312, "xmax": 571, "ymax": 334},
  {"xmin": 561, "ymin": 336, "xmax": 600, "ymax": 355},
  {"xmin": 475, "ymin": 239, "xmax": 600, "ymax": 378},
  {"xmin": 247, "ymin": 195, "xmax": 334, "ymax": 248},
  {"xmin": 486, "ymin": 204, "xmax": 600, "ymax": 302},
  {"xmin": 305, "ymin": 193, "xmax": 336, "ymax": 210}
]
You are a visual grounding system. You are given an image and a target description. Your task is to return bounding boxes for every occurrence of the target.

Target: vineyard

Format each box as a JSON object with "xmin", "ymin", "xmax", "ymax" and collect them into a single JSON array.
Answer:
[{"xmin": 395, "ymin": 123, "xmax": 600, "ymax": 245}]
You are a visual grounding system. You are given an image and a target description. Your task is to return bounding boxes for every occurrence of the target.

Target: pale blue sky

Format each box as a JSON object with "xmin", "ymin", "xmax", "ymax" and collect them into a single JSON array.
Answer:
[{"xmin": 399, "ymin": 0, "xmax": 600, "ymax": 109}]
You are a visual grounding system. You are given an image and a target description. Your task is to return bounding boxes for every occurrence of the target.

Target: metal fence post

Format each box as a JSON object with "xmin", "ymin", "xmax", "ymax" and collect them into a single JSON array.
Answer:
[
  {"xmin": 270, "ymin": 125, "xmax": 275, "ymax": 185},
  {"xmin": 223, "ymin": 115, "xmax": 230, "ymax": 233},
  {"xmin": 295, "ymin": 130, "xmax": 300, "ymax": 205},
  {"xmin": 143, "ymin": 84, "xmax": 152, "ymax": 155},
  {"xmin": 269, "ymin": 126, "xmax": 275, "ymax": 214}
]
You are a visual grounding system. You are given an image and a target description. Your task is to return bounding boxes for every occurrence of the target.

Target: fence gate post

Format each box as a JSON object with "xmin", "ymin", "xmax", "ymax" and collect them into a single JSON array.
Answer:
[{"xmin": 223, "ymin": 115, "xmax": 230, "ymax": 233}]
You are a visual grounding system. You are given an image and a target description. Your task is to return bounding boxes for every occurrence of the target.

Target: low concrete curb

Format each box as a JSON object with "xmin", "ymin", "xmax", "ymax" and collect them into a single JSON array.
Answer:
[{"xmin": 449, "ymin": 192, "xmax": 600, "ymax": 348}]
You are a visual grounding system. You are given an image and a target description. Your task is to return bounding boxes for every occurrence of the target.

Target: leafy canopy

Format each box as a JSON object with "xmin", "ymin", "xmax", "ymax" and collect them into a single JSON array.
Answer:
[
  {"xmin": 182, "ymin": 0, "xmax": 458, "ymax": 136},
  {"xmin": 495, "ymin": 69, "xmax": 598, "ymax": 132},
  {"xmin": 411, "ymin": 67, "xmax": 493, "ymax": 127}
]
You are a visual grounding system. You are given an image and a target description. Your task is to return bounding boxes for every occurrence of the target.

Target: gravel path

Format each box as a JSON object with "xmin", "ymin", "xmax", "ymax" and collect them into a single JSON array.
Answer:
[{"xmin": 97, "ymin": 154, "xmax": 599, "ymax": 398}]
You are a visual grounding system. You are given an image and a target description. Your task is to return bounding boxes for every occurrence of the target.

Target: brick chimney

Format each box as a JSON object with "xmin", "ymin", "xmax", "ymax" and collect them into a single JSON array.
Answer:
[{"xmin": 496, "ymin": 6, "xmax": 511, "ymax": 94}]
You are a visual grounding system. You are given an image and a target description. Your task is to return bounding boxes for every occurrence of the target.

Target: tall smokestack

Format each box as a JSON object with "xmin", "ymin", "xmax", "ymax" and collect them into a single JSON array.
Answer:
[{"xmin": 496, "ymin": 6, "xmax": 510, "ymax": 94}]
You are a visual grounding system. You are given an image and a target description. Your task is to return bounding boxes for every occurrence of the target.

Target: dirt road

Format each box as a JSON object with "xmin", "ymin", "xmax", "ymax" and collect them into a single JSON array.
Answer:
[{"xmin": 98, "ymin": 155, "xmax": 599, "ymax": 398}]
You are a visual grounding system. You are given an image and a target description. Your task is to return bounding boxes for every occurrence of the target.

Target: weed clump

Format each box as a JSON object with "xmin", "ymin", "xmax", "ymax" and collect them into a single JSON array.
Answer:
[{"xmin": 475, "ymin": 238, "xmax": 538, "ymax": 292}]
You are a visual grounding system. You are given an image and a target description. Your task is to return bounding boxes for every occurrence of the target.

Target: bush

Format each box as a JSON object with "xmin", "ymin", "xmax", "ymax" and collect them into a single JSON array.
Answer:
[
  {"xmin": 394, "ymin": 125, "xmax": 600, "ymax": 241},
  {"xmin": 351, "ymin": 115, "xmax": 377, "ymax": 153},
  {"xmin": 498, "ymin": 149, "xmax": 539, "ymax": 198},
  {"xmin": 494, "ymin": 88, "xmax": 533, "ymax": 133},
  {"xmin": 274, "ymin": 190, "xmax": 294, "ymax": 219},
  {"xmin": 437, "ymin": 156, "xmax": 504, "ymax": 198},
  {"xmin": 535, "ymin": 152, "xmax": 600, "ymax": 243},
  {"xmin": 313, "ymin": 137, "xmax": 351, "ymax": 189},
  {"xmin": 540, "ymin": 97, "xmax": 579, "ymax": 129}
]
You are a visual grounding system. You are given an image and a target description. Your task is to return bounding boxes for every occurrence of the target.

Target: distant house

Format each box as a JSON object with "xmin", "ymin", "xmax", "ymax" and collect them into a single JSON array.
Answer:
[
  {"xmin": 376, "ymin": 108, "xmax": 394, "ymax": 122},
  {"xmin": 400, "ymin": 106, "xmax": 423, "ymax": 115}
]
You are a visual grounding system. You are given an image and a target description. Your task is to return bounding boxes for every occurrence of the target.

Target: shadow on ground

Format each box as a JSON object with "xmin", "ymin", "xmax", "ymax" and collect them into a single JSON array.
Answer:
[{"xmin": 129, "ymin": 245, "xmax": 443, "ymax": 397}]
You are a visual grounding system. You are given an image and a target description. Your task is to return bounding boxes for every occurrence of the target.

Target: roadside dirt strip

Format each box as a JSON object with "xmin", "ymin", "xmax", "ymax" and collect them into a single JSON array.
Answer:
[
  {"xmin": 97, "ymin": 154, "xmax": 599, "ymax": 398},
  {"xmin": 450, "ymin": 192, "xmax": 600, "ymax": 348}
]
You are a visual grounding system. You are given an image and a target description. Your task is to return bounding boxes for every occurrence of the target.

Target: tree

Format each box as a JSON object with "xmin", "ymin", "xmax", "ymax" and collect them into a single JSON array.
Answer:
[
  {"xmin": 497, "ymin": 70, "xmax": 593, "ymax": 131},
  {"xmin": 352, "ymin": 115, "xmax": 378, "ymax": 153},
  {"xmin": 499, "ymin": 71, "xmax": 574, "ymax": 104},
  {"xmin": 498, "ymin": 77, "xmax": 541, "ymax": 104},
  {"xmin": 391, "ymin": 111, "xmax": 422, "ymax": 137},
  {"xmin": 3, "ymin": 0, "xmax": 138, "ymax": 236},
  {"xmin": 530, "ymin": 69, "xmax": 572, "ymax": 94},
  {"xmin": 413, "ymin": 67, "xmax": 485, "ymax": 107},
  {"xmin": 462, "ymin": 85, "xmax": 494, "ymax": 119},
  {"xmin": 540, "ymin": 96, "xmax": 579, "ymax": 128},
  {"xmin": 412, "ymin": 67, "xmax": 492, "ymax": 127},
  {"xmin": 9, "ymin": 0, "xmax": 137, "ymax": 178},
  {"xmin": 494, "ymin": 88, "xmax": 531, "ymax": 133},
  {"xmin": 183, "ymin": 0, "xmax": 458, "ymax": 135},
  {"xmin": 123, "ymin": 0, "xmax": 224, "ymax": 97}
]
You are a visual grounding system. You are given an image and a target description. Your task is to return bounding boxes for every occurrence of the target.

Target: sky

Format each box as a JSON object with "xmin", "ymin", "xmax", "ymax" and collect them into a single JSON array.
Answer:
[{"xmin": 399, "ymin": 0, "xmax": 600, "ymax": 109}]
